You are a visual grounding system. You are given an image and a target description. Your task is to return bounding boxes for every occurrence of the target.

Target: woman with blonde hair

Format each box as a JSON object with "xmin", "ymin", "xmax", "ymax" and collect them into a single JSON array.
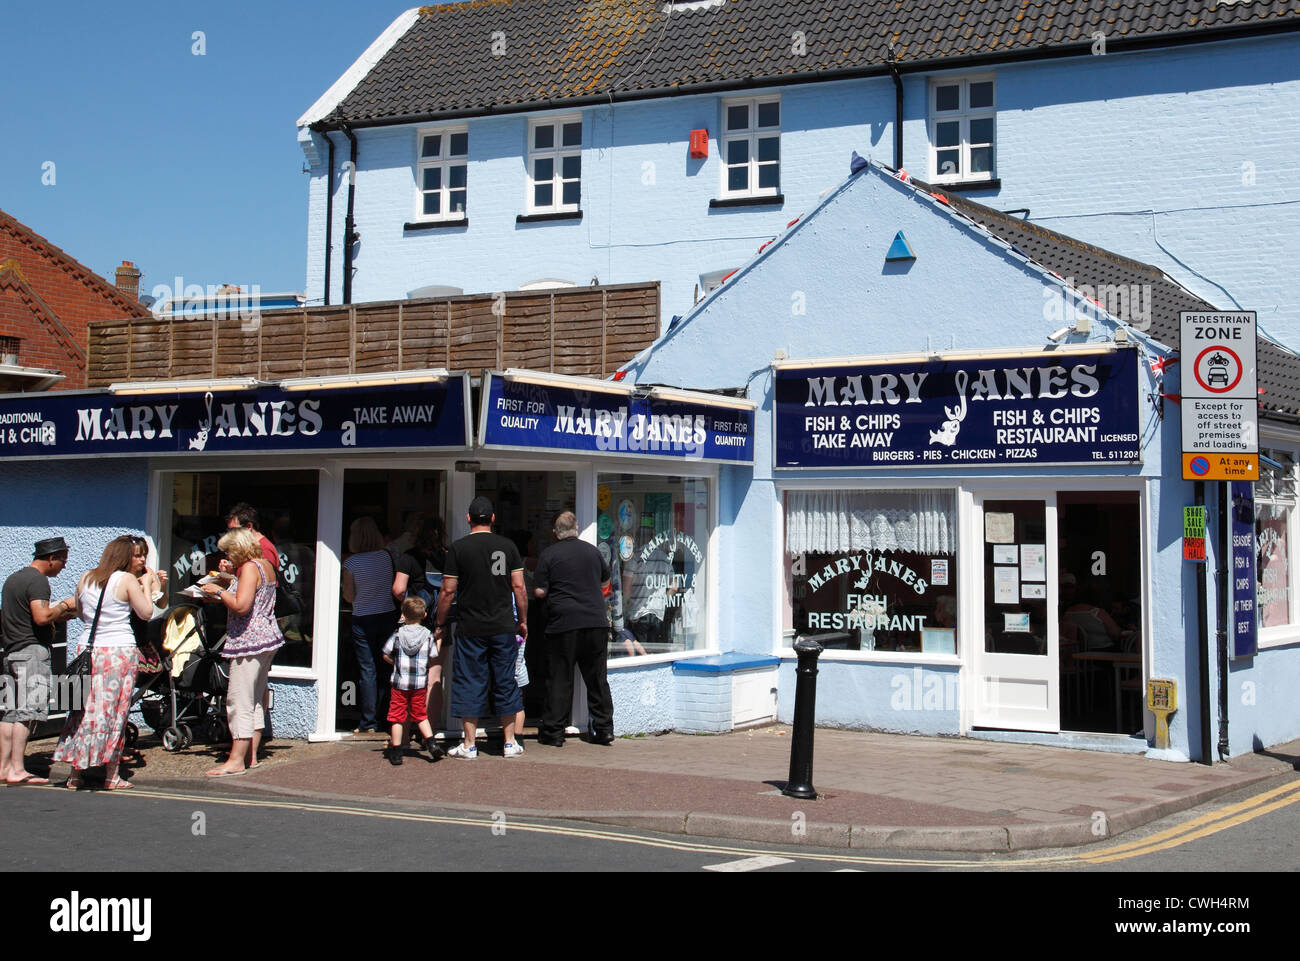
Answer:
[
  {"xmin": 56, "ymin": 535, "xmax": 156, "ymax": 790},
  {"xmin": 201, "ymin": 526, "xmax": 283, "ymax": 776}
]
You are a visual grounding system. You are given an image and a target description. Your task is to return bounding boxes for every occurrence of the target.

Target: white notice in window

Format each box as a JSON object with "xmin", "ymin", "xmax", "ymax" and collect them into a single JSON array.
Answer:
[
  {"xmin": 1021, "ymin": 544, "xmax": 1046, "ymax": 581},
  {"xmin": 1004, "ymin": 611, "xmax": 1031, "ymax": 633},
  {"xmin": 994, "ymin": 566, "xmax": 1018, "ymax": 604},
  {"xmin": 985, "ymin": 512, "xmax": 1016, "ymax": 544},
  {"xmin": 993, "ymin": 545, "xmax": 1018, "ymax": 565}
]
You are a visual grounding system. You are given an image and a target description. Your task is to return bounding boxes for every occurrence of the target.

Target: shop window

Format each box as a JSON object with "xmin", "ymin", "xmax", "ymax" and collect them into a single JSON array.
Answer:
[
  {"xmin": 599, "ymin": 474, "xmax": 711, "ymax": 658},
  {"xmin": 1258, "ymin": 446, "xmax": 1298, "ymax": 639},
  {"xmin": 785, "ymin": 489, "xmax": 958, "ymax": 653},
  {"xmin": 166, "ymin": 470, "xmax": 319, "ymax": 668},
  {"xmin": 928, "ymin": 76, "xmax": 995, "ymax": 183}
]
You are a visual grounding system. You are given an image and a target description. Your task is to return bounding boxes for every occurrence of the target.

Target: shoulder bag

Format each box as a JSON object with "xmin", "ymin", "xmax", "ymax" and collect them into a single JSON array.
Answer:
[{"xmin": 66, "ymin": 578, "xmax": 108, "ymax": 677}]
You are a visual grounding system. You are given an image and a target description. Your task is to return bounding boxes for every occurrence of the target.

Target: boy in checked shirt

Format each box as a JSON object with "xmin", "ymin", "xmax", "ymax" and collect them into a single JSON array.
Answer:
[{"xmin": 381, "ymin": 597, "xmax": 442, "ymax": 764}]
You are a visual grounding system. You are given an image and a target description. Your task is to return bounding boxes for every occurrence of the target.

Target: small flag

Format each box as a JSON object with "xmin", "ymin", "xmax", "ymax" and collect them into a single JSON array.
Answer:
[{"xmin": 1149, "ymin": 355, "xmax": 1178, "ymax": 376}]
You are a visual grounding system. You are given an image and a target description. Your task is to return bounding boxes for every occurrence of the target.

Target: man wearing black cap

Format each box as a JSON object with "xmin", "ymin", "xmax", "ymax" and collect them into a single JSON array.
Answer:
[
  {"xmin": 432, "ymin": 497, "xmax": 528, "ymax": 759},
  {"xmin": 1, "ymin": 536, "xmax": 76, "ymax": 785}
]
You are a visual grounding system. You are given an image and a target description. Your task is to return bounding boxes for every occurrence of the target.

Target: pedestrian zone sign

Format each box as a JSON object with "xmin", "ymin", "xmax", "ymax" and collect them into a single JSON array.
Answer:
[{"xmin": 1180, "ymin": 311, "xmax": 1258, "ymax": 481}]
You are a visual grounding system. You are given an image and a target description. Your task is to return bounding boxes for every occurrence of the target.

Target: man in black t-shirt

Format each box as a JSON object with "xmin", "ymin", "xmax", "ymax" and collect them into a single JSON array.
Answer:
[
  {"xmin": 1, "ymin": 536, "xmax": 76, "ymax": 785},
  {"xmin": 433, "ymin": 497, "xmax": 528, "ymax": 759},
  {"xmin": 533, "ymin": 511, "xmax": 614, "ymax": 747}
]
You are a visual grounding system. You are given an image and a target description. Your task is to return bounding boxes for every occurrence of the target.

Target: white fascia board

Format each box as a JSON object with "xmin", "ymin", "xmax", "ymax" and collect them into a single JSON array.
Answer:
[{"xmin": 297, "ymin": 7, "xmax": 421, "ymax": 129}]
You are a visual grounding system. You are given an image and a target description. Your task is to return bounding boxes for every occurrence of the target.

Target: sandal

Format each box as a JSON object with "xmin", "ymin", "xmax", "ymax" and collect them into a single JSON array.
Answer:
[
  {"xmin": 104, "ymin": 777, "xmax": 134, "ymax": 790},
  {"xmin": 66, "ymin": 774, "xmax": 84, "ymax": 791}
]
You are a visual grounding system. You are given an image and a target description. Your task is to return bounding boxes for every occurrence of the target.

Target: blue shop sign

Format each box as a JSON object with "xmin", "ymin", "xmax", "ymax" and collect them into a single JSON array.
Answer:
[
  {"xmin": 0, "ymin": 375, "xmax": 472, "ymax": 459},
  {"xmin": 774, "ymin": 348, "xmax": 1142, "ymax": 470},
  {"xmin": 479, "ymin": 372, "xmax": 754, "ymax": 464},
  {"xmin": 1230, "ymin": 481, "xmax": 1258, "ymax": 659}
]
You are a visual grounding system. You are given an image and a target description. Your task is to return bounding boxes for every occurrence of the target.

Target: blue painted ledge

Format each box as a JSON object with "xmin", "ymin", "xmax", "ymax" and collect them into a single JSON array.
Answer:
[{"xmin": 672, "ymin": 653, "xmax": 781, "ymax": 675}]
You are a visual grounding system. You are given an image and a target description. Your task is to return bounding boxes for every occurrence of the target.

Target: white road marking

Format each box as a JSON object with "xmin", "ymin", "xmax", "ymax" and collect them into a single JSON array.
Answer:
[{"xmin": 702, "ymin": 854, "xmax": 795, "ymax": 872}]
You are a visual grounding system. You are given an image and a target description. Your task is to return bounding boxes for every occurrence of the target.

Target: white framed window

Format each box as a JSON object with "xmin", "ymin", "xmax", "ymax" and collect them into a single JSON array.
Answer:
[
  {"xmin": 928, "ymin": 76, "xmax": 995, "ymax": 183},
  {"xmin": 416, "ymin": 126, "xmax": 468, "ymax": 221},
  {"xmin": 782, "ymin": 488, "xmax": 959, "ymax": 656},
  {"xmin": 527, "ymin": 116, "xmax": 582, "ymax": 213},
  {"xmin": 721, "ymin": 96, "xmax": 780, "ymax": 198},
  {"xmin": 1258, "ymin": 444, "xmax": 1299, "ymax": 646}
]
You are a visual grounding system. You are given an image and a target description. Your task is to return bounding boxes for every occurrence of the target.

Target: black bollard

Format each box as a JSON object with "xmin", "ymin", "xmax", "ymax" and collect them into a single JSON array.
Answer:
[{"xmin": 784, "ymin": 633, "xmax": 841, "ymax": 799}]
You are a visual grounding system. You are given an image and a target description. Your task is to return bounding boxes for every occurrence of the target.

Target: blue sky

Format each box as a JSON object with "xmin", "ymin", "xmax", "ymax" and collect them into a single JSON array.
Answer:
[{"xmin": 1, "ymin": 1, "xmax": 418, "ymax": 302}]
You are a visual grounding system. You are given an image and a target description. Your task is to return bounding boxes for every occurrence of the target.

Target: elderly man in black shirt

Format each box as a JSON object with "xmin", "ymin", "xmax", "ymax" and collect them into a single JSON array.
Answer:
[{"xmin": 533, "ymin": 511, "xmax": 614, "ymax": 747}]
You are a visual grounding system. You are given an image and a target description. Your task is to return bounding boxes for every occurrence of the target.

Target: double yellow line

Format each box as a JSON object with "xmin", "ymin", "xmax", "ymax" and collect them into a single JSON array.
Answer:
[
  {"xmin": 106, "ymin": 778, "xmax": 1300, "ymax": 869},
  {"xmin": 1065, "ymin": 778, "xmax": 1300, "ymax": 866}
]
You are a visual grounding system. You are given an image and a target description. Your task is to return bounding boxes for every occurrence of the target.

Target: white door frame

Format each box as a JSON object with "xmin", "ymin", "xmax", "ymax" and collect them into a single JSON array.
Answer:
[{"xmin": 969, "ymin": 489, "xmax": 1060, "ymax": 733}]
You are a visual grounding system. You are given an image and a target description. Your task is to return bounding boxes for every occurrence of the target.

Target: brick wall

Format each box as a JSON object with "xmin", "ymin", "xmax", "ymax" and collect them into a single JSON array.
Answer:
[{"xmin": 0, "ymin": 215, "xmax": 149, "ymax": 390}]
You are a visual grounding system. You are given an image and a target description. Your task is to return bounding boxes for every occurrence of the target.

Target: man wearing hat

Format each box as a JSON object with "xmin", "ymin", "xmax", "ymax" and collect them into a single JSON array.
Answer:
[
  {"xmin": 1, "ymin": 536, "xmax": 77, "ymax": 785},
  {"xmin": 432, "ymin": 497, "xmax": 528, "ymax": 759}
]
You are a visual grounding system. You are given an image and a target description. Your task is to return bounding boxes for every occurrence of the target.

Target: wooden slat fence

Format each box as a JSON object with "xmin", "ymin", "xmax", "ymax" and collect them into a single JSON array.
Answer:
[{"xmin": 86, "ymin": 283, "xmax": 660, "ymax": 387}]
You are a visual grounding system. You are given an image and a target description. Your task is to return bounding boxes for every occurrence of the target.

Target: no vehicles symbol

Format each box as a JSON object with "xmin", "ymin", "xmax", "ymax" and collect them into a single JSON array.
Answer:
[{"xmin": 1193, "ymin": 346, "xmax": 1243, "ymax": 394}]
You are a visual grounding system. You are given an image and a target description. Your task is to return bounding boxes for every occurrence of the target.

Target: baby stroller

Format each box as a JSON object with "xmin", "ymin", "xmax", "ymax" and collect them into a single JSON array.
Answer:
[{"xmin": 131, "ymin": 602, "xmax": 230, "ymax": 752}]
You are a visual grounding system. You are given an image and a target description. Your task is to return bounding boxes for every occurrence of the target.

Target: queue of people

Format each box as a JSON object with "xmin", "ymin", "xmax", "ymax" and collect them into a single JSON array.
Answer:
[
  {"xmin": 348, "ymin": 496, "xmax": 616, "ymax": 764},
  {"xmin": 0, "ymin": 502, "xmax": 289, "ymax": 786},
  {"xmin": 0, "ymin": 494, "xmax": 622, "ymax": 786}
]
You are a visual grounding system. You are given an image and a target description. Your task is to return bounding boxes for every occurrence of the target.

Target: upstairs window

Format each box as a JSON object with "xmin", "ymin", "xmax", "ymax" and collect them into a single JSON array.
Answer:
[
  {"xmin": 528, "ymin": 116, "xmax": 582, "ymax": 213},
  {"xmin": 416, "ymin": 127, "xmax": 468, "ymax": 221},
  {"xmin": 929, "ymin": 77, "xmax": 995, "ymax": 183},
  {"xmin": 721, "ymin": 96, "xmax": 780, "ymax": 198}
]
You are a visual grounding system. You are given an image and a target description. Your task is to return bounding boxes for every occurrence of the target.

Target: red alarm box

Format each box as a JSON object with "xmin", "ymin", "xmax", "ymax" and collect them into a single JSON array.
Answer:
[{"xmin": 689, "ymin": 129, "xmax": 709, "ymax": 159}]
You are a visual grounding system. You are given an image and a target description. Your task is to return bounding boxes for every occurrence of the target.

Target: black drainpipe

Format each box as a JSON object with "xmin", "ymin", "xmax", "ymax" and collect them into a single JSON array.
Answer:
[
  {"xmin": 342, "ymin": 124, "xmax": 359, "ymax": 306},
  {"xmin": 324, "ymin": 133, "xmax": 335, "ymax": 306},
  {"xmin": 888, "ymin": 53, "xmax": 903, "ymax": 170}
]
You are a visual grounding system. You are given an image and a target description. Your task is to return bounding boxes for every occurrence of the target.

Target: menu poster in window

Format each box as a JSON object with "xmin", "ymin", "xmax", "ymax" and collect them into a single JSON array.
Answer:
[
  {"xmin": 986, "ymin": 513, "xmax": 1016, "ymax": 544},
  {"xmin": 993, "ymin": 545, "xmax": 1018, "ymax": 565},
  {"xmin": 1257, "ymin": 503, "xmax": 1290, "ymax": 630},
  {"xmin": 1020, "ymin": 544, "xmax": 1046, "ymax": 582},
  {"xmin": 994, "ymin": 566, "xmax": 1018, "ymax": 604}
]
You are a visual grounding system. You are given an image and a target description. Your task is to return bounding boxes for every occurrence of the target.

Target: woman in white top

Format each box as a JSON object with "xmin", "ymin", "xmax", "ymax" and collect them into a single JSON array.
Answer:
[{"xmin": 55, "ymin": 535, "xmax": 155, "ymax": 790}]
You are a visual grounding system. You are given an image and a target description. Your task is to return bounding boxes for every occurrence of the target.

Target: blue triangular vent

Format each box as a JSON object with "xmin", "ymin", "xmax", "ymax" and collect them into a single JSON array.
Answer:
[{"xmin": 886, "ymin": 231, "xmax": 916, "ymax": 261}]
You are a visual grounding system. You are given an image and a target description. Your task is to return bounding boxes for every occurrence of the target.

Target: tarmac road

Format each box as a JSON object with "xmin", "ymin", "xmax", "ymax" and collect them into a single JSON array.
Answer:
[{"xmin": 3, "ymin": 769, "xmax": 1296, "ymax": 874}]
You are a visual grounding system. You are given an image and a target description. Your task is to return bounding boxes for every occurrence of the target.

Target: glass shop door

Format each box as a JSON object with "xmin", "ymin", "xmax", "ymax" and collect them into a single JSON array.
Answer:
[{"xmin": 971, "ymin": 494, "xmax": 1060, "ymax": 732}]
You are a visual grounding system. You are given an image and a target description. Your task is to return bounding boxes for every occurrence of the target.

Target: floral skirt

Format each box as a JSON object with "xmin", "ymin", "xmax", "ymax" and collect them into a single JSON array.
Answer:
[{"xmin": 53, "ymin": 647, "xmax": 137, "ymax": 771}]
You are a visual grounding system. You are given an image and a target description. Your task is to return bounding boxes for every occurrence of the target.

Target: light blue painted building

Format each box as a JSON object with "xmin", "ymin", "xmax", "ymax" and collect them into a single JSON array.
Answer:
[
  {"xmin": 621, "ymin": 158, "xmax": 1300, "ymax": 761},
  {"xmin": 297, "ymin": 1, "xmax": 1300, "ymax": 350},
  {"xmin": 5, "ymin": 0, "xmax": 1298, "ymax": 764},
  {"xmin": 3, "ymin": 160, "xmax": 1296, "ymax": 760}
]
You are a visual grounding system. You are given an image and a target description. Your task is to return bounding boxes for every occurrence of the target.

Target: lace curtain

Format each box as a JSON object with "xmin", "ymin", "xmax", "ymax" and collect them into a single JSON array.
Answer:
[{"xmin": 785, "ymin": 489, "xmax": 956, "ymax": 556}]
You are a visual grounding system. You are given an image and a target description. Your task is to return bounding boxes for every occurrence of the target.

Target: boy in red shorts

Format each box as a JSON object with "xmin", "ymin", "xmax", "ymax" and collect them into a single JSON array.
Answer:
[{"xmin": 382, "ymin": 597, "xmax": 440, "ymax": 765}]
